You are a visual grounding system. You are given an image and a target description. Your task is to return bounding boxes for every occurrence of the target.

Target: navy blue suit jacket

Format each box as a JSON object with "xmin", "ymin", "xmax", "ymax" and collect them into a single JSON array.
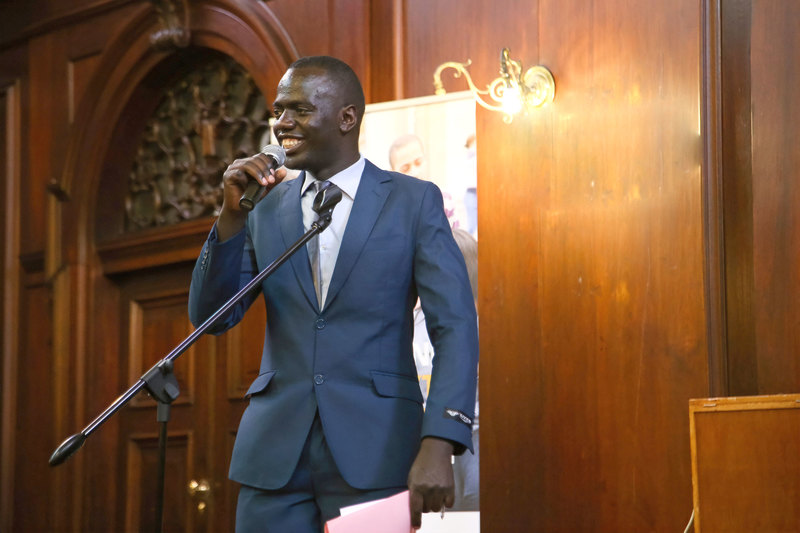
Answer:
[{"xmin": 188, "ymin": 160, "xmax": 478, "ymax": 490}]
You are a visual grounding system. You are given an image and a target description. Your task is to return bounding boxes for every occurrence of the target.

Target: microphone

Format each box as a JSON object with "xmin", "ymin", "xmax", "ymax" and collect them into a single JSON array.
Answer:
[{"xmin": 238, "ymin": 144, "xmax": 287, "ymax": 211}]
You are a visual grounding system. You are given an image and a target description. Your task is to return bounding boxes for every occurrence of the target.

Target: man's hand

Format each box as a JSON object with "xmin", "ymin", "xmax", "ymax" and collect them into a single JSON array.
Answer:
[
  {"xmin": 217, "ymin": 153, "xmax": 286, "ymax": 241},
  {"xmin": 407, "ymin": 437, "xmax": 455, "ymax": 529}
]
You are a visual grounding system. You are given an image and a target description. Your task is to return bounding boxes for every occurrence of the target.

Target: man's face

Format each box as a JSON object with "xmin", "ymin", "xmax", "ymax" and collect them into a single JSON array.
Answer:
[
  {"xmin": 272, "ymin": 68, "xmax": 346, "ymax": 179},
  {"xmin": 389, "ymin": 139, "xmax": 427, "ymax": 178}
]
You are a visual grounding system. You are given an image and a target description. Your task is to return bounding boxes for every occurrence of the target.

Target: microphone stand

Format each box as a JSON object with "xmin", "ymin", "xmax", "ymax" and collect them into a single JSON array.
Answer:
[{"xmin": 49, "ymin": 186, "xmax": 342, "ymax": 533}]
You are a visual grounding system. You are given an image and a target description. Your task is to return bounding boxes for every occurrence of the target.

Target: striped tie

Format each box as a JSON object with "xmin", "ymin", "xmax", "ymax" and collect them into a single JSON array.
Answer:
[{"xmin": 307, "ymin": 180, "xmax": 330, "ymax": 307}]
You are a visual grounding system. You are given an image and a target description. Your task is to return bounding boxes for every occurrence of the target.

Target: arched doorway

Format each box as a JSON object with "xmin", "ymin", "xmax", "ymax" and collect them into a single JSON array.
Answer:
[{"xmin": 55, "ymin": 4, "xmax": 295, "ymax": 530}]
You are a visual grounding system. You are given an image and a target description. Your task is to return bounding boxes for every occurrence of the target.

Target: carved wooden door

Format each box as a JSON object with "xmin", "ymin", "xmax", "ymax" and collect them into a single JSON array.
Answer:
[
  {"xmin": 91, "ymin": 257, "xmax": 264, "ymax": 532},
  {"xmin": 81, "ymin": 50, "xmax": 272, "ymax": 532}
]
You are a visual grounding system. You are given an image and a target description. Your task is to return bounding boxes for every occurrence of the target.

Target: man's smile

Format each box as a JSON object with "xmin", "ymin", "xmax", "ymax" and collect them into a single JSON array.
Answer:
[{"xmin": 280, "ymin": 137, "xmax": 304, "ymax": 153}]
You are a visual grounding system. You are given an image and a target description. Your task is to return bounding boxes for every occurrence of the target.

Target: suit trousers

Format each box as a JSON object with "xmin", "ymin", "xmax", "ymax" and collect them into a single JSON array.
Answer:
[{"xmin": 235, "ymin": 411, "xmax": 405, "ymax": 533}]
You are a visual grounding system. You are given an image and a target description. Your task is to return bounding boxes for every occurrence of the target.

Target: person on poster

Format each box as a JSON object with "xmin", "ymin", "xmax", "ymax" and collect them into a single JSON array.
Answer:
[
  {"xmin": 388, "ymin": 133, "xmax": 467, "ymax": 230},
  {"xmin": 188, "ymin": 56, "xmax": 478, "ymax": 532}
]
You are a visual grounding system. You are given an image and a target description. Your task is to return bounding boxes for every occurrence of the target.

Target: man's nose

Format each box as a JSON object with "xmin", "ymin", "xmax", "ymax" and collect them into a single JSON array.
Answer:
[{"xmin": 273, "ymin": 110, "xmax": 294, "ymax": 131}]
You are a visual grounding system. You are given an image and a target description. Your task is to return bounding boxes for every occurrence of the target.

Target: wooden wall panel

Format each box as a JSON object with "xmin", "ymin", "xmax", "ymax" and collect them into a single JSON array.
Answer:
[
  {"xmin": 261, "ymin": 0, "xmax": 370, "ymax": 97},
  {"xmin": 0, "ymin": 0, "xmax": 131, "ymax": 49},
  {"xmin": 477, "ymin": 107, "xmax": 550, "ymax": 532},
  {"xmin": 127, "ymin": 291, "xmax": 197, "ymax": 407},
  {"xmin": 718, "ymin": 0, "xmax": 758, "ymax": 396},
  {"xmin": 750, "ymin": 0, "xmax": 800, "ymax": 394},
  {"xmin": 690, "ymin": 395, "xmax": 800, "ymax": 532},
  {"xmin": 125, "ymin": 431, "xmax": 192, "ymax": 532},
  {"xmin": 81, "ymin": 273, "xmax": 123, "ymax": 532},
  {"xmin": 0, "ymin": 77, "xmax": 22, "ymax": 533},
  {"xmin": 12, "ymin": 282, "xmax": 54, "ymax": 532},
  {"xmin": 23, "ymin": 36, "xmax": 62, "ymax": 255},
  {"xmin": 402, "ymin": 0, "xmax": 539, "ymax": 99},
  {"xmin": 714, "ymin": 0, "xmax": 800, "ymax": 397},
  {"xmin": 0, "ymin": 89, "xmax": 7, "ymax": 464},
  {"xmin": 478, "ymin": 0, "xmax": 708, "ymax": 530},
  {"xmin": 67, "ymin": 53, "xmax": 101, "ymax": 123}
]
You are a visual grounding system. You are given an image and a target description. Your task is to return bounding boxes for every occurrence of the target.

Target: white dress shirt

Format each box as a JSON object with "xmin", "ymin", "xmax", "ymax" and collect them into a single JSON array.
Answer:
[{"xmin": 300, "ymin": 156, "xmax": 365, "ymax": 309}]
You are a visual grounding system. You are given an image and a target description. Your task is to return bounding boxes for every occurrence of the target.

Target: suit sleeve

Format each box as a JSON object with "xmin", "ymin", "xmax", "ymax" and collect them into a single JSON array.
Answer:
[
  {"xmin": 188, "ymin": 223, "xmax": 261, "ymax": 334},
  {"xmin": 413, "ymin": 182, "xmax": 479, "ymax": 454}
]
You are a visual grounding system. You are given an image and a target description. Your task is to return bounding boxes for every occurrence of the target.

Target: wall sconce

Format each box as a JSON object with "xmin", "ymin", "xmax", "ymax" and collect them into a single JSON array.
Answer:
[{"xmin": 433, "ymin": 48, "xmax": 555, "ymax": 123}]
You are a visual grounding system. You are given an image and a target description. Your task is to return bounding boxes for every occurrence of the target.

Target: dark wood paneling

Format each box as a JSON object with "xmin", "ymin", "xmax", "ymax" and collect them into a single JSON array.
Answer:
[
  {"xmin": 750, "ymin": 0, "xmax": 800, "ymax": 394},
  {"xmin": 402, "ymin": 0, "xmax": 538, "ymax": 99},
  {"xmin": 0, "ymin": 90, "xmax": 6, "ymax": 471},
  {"xmin": 24, "ymin": 35, "xmax": 63, "ymax": 255},
  {"xmin": 479, "ymin": 0, "xmax": 708, "ymax": 530},
  {"xmin": 265, "ymin": 0, "xmax": 370, "ymax": 92},
  {"xmin": 127, "ymin": 290, "xmax": 197, "ymax": 408},
  {"xmin": 125, "ymin": 431, "xmax": 192, "ymax": 532},
  {"xmin": 0, "ymin": 0, "xmax": 136, "ymax": 49},
  {"xmin": 67, "ymin": 52, "xmax": 101, "ymax": 123},
  {"xmin": 719, "ymin": 0, "xmax": 758, "ymax": 396},
  {"xmin": 701, "ymin": 0, "xmax": 730, "ymax": 397},
  {"xmin": 367, "ymin": 0, "xmax": 402, "ymax": 103},
  {"xmin": 83, "ymin": 264, "xmax": 219, "ymax": 532},
  {"xmin": 477, "ymin": 107, "xmax": 549, "ymax": 533},
  {"xmin": 12, "ymin": 283, "xmax": 54, "ymax": 532},
  {"xmin": 0, "ymin": 78, "xmax": 22, "ymax": 533},
  {"xmin": 328, "ymin": 0, "xmax": 369, "ymax": 90},
  {"xmin": 81, "ymin": 272, "xmax": 123, "ymax": 531}
]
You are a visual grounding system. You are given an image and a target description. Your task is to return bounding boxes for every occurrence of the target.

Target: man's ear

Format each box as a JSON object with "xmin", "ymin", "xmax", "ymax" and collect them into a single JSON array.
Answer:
[{"xmin": 339, "ymin": 105, "xmax": 358, "ymax": 134}]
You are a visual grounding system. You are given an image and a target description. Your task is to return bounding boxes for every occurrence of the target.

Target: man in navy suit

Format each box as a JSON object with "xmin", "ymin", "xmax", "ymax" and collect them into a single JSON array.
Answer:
[{"xmin": 188, "ymin": 56, "xmax": 478, "ymax": 532}]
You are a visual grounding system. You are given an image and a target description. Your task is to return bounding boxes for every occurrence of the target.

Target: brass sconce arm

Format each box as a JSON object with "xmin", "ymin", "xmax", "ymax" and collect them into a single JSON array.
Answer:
[{"xmin": 433, "ymin": 48, "xmax": 555, "ymax": 123}]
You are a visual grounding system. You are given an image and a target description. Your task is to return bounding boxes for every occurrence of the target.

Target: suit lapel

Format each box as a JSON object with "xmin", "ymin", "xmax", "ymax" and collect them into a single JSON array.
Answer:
[
  {"xmin": 278, "ymin": 173, "xmax": 318, "ymax": 310},
  {"xmin": 325, "ymin": 161, "xmax": 392, "ymax": 308}
]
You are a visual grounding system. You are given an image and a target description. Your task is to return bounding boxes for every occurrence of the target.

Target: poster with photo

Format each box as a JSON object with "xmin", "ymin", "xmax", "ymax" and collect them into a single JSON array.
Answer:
[{"xmin": 359, "ymin": 91, "xmax": 478, "ymax": 238}]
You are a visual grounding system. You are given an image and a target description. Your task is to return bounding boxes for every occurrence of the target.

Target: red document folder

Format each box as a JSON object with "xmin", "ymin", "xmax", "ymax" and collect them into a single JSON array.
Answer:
[{"xmin": 325, "ymin": 490, "xmax": 413, "ymax": 533}]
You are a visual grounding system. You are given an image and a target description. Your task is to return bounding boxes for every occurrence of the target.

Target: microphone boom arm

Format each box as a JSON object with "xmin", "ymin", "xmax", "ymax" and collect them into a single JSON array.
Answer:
[{"xmin": 49, "ymin": 194, "xmax": 340, "ymax": 466}]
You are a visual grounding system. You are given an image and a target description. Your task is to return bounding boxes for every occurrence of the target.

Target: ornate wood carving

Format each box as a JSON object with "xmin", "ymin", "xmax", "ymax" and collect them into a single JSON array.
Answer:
[
  {"xmin": 125, "ymin": 55, "xmax": 271, "ymax": 232},
  {"xmin": 149, "ymin": 0, "xmax": 191, "ymax": 51}
]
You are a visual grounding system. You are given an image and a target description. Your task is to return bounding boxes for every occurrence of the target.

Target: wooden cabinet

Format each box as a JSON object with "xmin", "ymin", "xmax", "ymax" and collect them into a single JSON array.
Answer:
[{"xmin": 690, "ymin": 394, "xmax": 800, "ymax": 532}]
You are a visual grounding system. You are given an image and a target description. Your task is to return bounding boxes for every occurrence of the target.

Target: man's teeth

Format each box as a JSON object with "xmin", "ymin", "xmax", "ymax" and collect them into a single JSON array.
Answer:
[{"xmin": 282, "ymin": 139, "xmax": 301, "ymax": 149}]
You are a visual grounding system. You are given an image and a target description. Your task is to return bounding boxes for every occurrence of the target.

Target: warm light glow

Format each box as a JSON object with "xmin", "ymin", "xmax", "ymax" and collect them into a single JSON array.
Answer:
[
  {"xmin": 433, "ymin": 48, "xmax": 555, "ymax": 123},
  {"xmin": 501, "ymin": 86, "xmax": 523, "ymax": 116}
]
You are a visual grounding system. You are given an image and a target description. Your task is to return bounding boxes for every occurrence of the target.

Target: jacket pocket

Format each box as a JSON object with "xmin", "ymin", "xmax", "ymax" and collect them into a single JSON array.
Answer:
[
  {"xmin": 245, "ymin": 371, "xmax": 276, "ymax": 398},
  {"xmin": 371, "ymin": 370, "xmax": 423, "ymax": 404}
]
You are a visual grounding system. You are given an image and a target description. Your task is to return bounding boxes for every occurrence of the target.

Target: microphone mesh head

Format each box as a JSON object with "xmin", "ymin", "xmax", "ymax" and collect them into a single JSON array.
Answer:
[{"xmin": 260, "ymin": 144, "xmax": 286, "ymax": 166}]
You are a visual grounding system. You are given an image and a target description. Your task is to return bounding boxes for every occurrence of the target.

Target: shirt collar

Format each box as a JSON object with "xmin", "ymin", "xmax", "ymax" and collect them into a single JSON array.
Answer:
[{"xmin": 301, "ymin": 155, "xmax": 365, "ymax": 200}]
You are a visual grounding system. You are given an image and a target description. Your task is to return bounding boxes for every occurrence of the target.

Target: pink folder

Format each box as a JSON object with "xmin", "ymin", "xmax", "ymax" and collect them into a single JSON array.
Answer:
[{"xmin": 325, "ymin": 490, "xmax": 413, "ymax": 533}]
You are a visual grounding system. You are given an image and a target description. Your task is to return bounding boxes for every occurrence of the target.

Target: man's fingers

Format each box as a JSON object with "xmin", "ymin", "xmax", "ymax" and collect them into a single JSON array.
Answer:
[
  {"xmin": 237, "ymin": 159, "xmax": 271, "ymax": 185},
  {"xmin": 409, "ymin": 490, "xmax": 423, "ymax": 529},
  {"xmin": 224, "ymin": 155, "xmax": 276, "ymax": 185},
  {"xmin": 444, "ymin": 491, "xmax": 455, "ymax": 509},
  {"xmin": 424, "ymin": 489, "xmax": 450, "ymax": 512},
  {"xmin": 407, "ymin": 438, "xmax": 456, "ymax": 527}
]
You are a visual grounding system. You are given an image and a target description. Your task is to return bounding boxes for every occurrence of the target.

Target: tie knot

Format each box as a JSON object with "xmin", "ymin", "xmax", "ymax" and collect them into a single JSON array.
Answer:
[{"xmin": 311, "ymin": 180, "xmax": 330, "ymax": 194}]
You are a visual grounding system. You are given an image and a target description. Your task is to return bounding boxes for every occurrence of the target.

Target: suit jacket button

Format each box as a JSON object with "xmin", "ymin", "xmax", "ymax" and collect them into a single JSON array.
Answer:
[
  {"xmin": 314, "ymin": 374, "xmax": 325, "ymax": 385},
  {"xmin": 315, "ymin": 318, "xmax": 326, "ymax": 330}
]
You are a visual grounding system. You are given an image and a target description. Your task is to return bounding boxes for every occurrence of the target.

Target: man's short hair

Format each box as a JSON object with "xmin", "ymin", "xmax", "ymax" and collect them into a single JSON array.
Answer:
[{"xmin": 289, "ymin": 56, "xmax": 365, "ymax": 119}]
